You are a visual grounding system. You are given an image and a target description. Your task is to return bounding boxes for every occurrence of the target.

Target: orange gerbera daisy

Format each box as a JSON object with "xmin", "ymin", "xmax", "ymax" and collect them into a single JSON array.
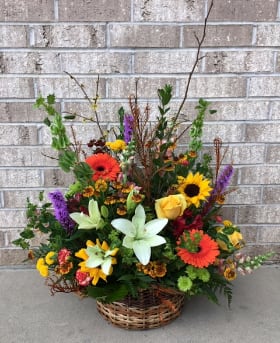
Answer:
[
  {"xmin": 85, "ymin": 153, "xmax": 120, "ymax": 181},
  {"xmin": 177, "ymin": 229, "xmax": 219, "ymax": 268}
]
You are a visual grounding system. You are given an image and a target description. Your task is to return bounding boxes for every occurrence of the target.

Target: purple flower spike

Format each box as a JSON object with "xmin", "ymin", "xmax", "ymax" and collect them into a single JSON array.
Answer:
[
  {"xmin": 124, "ymin": 114, "xmax": 134, "ymax": 143},
  {"xmin": 214, "ymin": 164, "xmax": 234, "ymax": 195},
  {"xmin": 48, "ymin": 190, "xmax": 75, "ymax": 234}
]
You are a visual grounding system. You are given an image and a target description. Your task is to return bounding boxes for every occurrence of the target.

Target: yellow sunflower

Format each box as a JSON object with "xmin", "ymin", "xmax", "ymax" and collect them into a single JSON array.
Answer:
[{"xmin": 177, "ymin": 172, "xmax": 212, "ymax": 208}]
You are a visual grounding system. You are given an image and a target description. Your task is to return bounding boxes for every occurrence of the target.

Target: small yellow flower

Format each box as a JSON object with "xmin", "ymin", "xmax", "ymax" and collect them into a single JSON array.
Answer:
[
  {"xmin": 36, "ymin": 258, "xmax": 49, "ymax": 278},
  {"xmin": 223, "ymin": 220, "xmax": 233, "ymax": 227},
  {"xmin": 224, "ymin": 267, "xmax": 237, "ymax": 281},
  {"xmin": 45, "ymin": 251, "xmax": 56, "ymax": 265},
  {"xmin": 83, "ymin": 186, "xmax": 95, "ymax": 197},
  {"xmin": 94, "ymin": 179, "xmax": 108, "ymax": 192},
  {"xmin": 106, "ymin": 139, "xmax": 126, "ymax": 151}
]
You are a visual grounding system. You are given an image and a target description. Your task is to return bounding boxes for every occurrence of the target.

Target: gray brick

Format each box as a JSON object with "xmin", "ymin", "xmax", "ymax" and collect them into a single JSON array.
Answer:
[
  {"xmin": 0, "ymin": 231, "xmax": 5, "ymax": 247},
  {"xmin": 263, "ymin": 186, "xmax": 280, "ymax": 204},
  {"xmin": 109, "ymin": 24, "xmax": 180, "ymax": 48},
  {"xmin": 249, "ymin": 77, "xmax": 280, "ymax": 97},
  {"xmin": 266, "ymin": 145, "xmax": 280, "ymax": 164},
  {"xmin": 182, "ymin": 25, "xmax": 253, "ymax": 47},
  {"xmin": 33, "ymin": 24, "xmax": 106, "ymax": 48},
  {"xmin": 245, "ymin": 124, "xmax": 280, "ymax": 143},
  {"xmin": 0, "ymin": 170, "xmax": 41, "ymax": 188},
  {"xmin": 0, "ymin": 210, "xmax": 26, "ymax": 228},
  {"xmin": 226, "ymin": 187, "xmax": 262, "ymax": 205},
  {"xmin": 205, "ymin": 51, "xmax": 274, "ymax": 73},
  {"xmin": 0, "ymin": 52, "xmax": 61, "ymax": 74},
  {"xmin": 39, "ymin": 122, "xmax": 106, "ymax": 147},
  {"xmin": 0, "ymin": 0, "xmax": 54, "ymax": 21},
  {"xmin": 238, "ymin": 226, "xmax": 258, "ymax": 243},
  {"xmin": 35, "ymin": 77, "xmax": 106, "ymax": 99},
  {"xmin": 179, "ymin": 77, "xmax": 247, "ymax": 98},
  {"xmin": 0, "ymin": 102, "xmax": 57, "ymax": 123},
  {"xmin": 238, "ymin": 205, "xmax": 280, "ymax": 224},
  {"xmin": 43, "ymin": 169, "xmax": 75, "ymax": 188},
  {"xmin": 63, "ymin": 101, "xmax": 122, "ymax": 123},
  {"xmin": 0, "ymin": 125, "xmax": 38, "ymax": 145},
  {"xmin": 0, "ymin": 249, "xmax": 28, "ymax": 265},
  {"xmin": 60, "ymin": 52, "xmax": 131, "ymax": 74},
  {"xmin": 240, "ymin": 166, "xmax": 280, "ymax": 185},
  {"xmin": 134, "ymin": 51, "xmax": 198, "ymax": 73},
  {"xmin": 206, "ymin": 101, "xmax": 270, "ymax": 121},
  {"xmin": 256, "ymin": 24, "xmax": 280, "ymax": 46},
  {"xmin": 0, "ymin": 147, "xmax": 58, "ymax": 167},
  {"xmin": 0, "ymin": 78, "xmax": 34, "ymax": 98},
  {"xmin": 202, "ymin": 123, "xmax": 245, "ymax": 143},
  {"xmin": 108, "ymin": 77, "xmax": 177, "ymax": 99},
  {"xmin": 59, "ymin": 0, "xmax": 130, "ymax": 21},
  {"xmin": 218, "ymin": 145, "xmax": 266, "ymax": 165},
  {"xmin": 133, "ymin": 0, "xmax": 204, "ymax": 22},
  {"xmin": 209, "ymin": 0, "xmax": 278, "ymax": 22},
  {"xmin": 0, "ymin": 25, "xmax": 28, "ymax": 47},
  {"xmin": 270, "ymin": 101, "xmax": 280, "ymax": 120},
  {"xmin": 258, "ymin": 227, "xmax": 280, "ymax": 243},
  {"xmin": 275, "ymin": 53, "xmax": 280, "ymax": 73},
  {"xmin": 3, "ymin": 190, "xmax": 50, "ymax": 208}
]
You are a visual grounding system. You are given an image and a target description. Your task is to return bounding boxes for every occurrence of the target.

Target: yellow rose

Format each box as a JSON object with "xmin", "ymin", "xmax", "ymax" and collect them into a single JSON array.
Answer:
[
  {"xmin": 217, "ymin": 230, "xmax": 243, "ymax": 251},
  {"xmin": 229, "ymin": 231, "xmax": 243, "ymax": 249},
  {"xmin": 155, "ymin": 194, "xmax": 187, "ymax": 220}
]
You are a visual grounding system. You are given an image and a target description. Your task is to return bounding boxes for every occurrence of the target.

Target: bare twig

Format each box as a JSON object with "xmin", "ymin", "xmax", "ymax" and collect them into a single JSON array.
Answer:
[
  {"xmin": 64, "ymin": 71, "xmax": 104, "ymax": 137},
  {"xmin": 175, "ymin": 0, "xmax": 214, "ymax": 119}
]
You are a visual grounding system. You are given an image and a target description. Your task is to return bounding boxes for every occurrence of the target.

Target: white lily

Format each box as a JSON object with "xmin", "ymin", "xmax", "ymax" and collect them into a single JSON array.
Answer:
[
  {"xmin": 111, "ymin": 204, "xmax": 167, "ymax": 265},
  {"xmin": 70, "ymin": 199, "xmax": 104, "ymax": 229}
]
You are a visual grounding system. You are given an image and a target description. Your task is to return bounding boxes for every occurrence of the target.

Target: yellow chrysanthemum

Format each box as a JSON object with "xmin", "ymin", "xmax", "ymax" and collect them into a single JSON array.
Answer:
[
  {"xmin": 177, "ymin": 172, "xmax": 212, "ymax": 208},
  {"xmin": 45, "ymin": 251, "xmax": 56, "ymax": 265},
  {"xmin": 106, "ymin": 139, "xmax": 126, "ymax": 151},
  {"xmin": 36, "ymin": 258, "xmax": 49, "ymax": 278}
]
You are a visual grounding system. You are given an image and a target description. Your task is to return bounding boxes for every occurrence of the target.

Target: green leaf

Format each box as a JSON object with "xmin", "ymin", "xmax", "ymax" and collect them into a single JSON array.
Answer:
[
  {"xmin": 64, "ymin": 115, "xmax": 76, "ymax": 120},
  {"xmin": 87, "ymin": 283, "xmax": 129, "ymax": 303},
  {"xmin": 47, "ymin": 94, "xmax": 56, "ymax": 105},
  {"xmin": 43, "ymin": 117, "xmax": 51, "ymax": 127}
]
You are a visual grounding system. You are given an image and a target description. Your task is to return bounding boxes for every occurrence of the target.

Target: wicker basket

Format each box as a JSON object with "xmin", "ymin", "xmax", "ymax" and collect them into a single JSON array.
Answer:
[{"xmin": 96, "ymin": 286, "xmax": 185, "ymax": 330}]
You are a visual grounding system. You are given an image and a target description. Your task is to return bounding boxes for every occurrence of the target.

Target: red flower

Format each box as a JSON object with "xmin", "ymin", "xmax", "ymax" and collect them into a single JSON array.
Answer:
[
  {"xmin": 177, "ymin": 229, "xmax": 219, "ymax": 268},
  {"xmin": 58, "ymin": 248, "xmax": 71, "ymax": 265},
  {"xmin": 85, "ymin": 153, "xmax": 120, "ymax": 181},
  {"xmin": 76, "ymin": 269, "xmax": 91, "ymax": 286},
  {"xmin": 173, "ymin": 209, "xmax": 203, "ymax": 238}
]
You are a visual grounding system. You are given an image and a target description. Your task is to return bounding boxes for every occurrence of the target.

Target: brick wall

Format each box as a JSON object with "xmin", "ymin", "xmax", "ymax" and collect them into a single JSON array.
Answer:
[{"xmin": 0, "ymin": 0, "xmax": 279, "ymax": 264}]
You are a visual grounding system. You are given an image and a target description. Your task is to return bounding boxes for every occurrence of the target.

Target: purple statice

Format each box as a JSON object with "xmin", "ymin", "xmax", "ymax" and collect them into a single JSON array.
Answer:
[
  {"xmin": 124, "ymin": 114, "xmax": 134, "ymax": 143},
  {"xmin": 48, "ymin": 190, "xmax": 75, "ymax": 234}
]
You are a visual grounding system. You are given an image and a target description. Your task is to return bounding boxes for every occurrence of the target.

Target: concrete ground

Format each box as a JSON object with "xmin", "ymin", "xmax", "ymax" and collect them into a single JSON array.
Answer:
[{"xmin": 0, "ymin": 265, "xmax": 279, "ymax": 343}]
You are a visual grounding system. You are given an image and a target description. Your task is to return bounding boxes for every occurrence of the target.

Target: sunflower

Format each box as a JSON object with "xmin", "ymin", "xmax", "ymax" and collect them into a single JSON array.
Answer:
[
  {"xmin": 177, "ymin": 172, "xmax": 212, "ymax": 208},
  {"xmin": 177, "ymin": 229, "xmax": 219, "ymax": 268},
  {"xmin": 85, "ymin": 153, "xmax": 120, "ymax": 181}
]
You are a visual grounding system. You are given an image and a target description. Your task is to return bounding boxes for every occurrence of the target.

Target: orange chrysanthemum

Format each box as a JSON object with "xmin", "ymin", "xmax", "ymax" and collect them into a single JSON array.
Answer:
[
  {"xmin": 177, "ymin": 229, "xmax": 219, "ymax": 268},
  {"xmin": 85, "ymin": 153, "xmax": 120, "ymax": 181}
]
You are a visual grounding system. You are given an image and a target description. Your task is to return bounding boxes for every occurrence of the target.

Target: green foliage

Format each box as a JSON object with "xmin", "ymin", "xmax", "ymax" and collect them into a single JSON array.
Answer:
[
  {"xmin": 189, "ymin": 98, "xmax": 216, "ymax": 152},
  {"xmin": 87, "ymin": 283, "xmax": 129, "ymax": 303}
]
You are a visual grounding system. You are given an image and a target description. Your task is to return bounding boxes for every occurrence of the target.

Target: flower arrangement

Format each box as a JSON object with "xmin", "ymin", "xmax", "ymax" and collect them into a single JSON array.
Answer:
[{"xmin": 14, "ymin": 2, "xmax": 272, "ymax": 309}]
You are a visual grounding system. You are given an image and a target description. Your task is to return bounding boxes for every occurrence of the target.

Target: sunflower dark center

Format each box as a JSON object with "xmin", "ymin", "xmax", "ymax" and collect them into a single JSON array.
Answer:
[
  {"xmin": 184, "ymin": 184, "xmax": 200, "ymax": 197},
  {"xmin": 96, "ymin": 165, "xmax": 105, "ymax": 172}
]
